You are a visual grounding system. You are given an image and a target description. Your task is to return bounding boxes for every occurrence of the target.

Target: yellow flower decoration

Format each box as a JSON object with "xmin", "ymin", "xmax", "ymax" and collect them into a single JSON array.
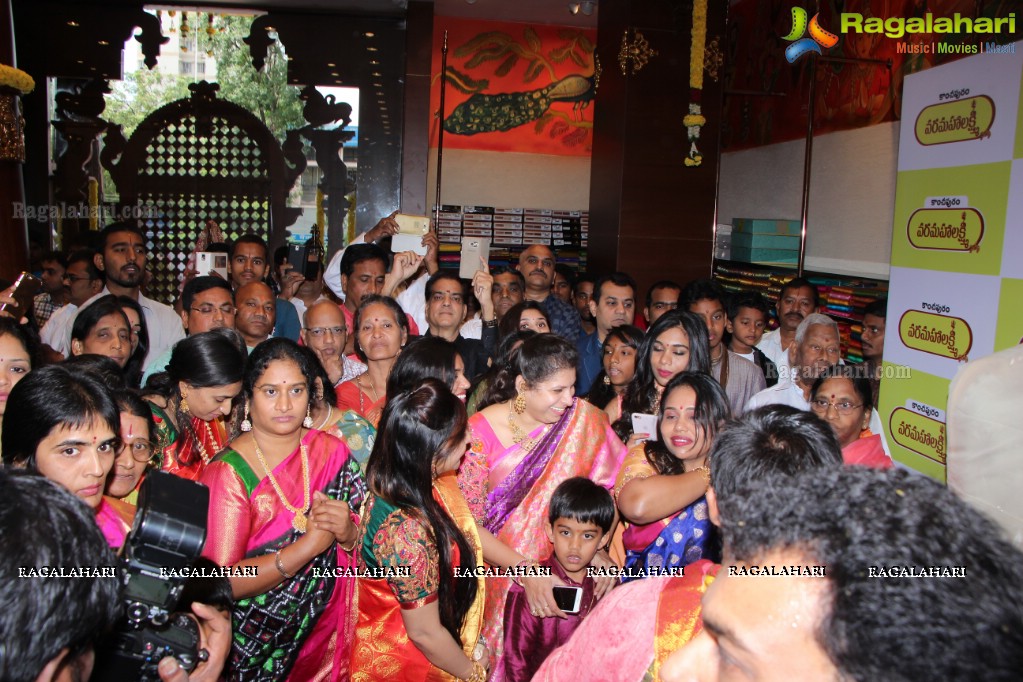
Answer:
[
  {"xmin": 683, "ymin": 114, "xmax": 707, "ymax": 127},
  {"xmin": 0, "ymin": 64, "xmax": 35, "ymax": 94}
]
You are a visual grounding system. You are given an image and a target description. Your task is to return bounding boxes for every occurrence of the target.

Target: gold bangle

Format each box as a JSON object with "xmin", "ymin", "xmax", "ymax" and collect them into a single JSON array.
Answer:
[
  {"xmin": 274, "ymin": 549, "xmax": 294, "ymax": 579},
  {"xmin": 339, "ymin": 535, "xmax": 359, "ymax": 553}
]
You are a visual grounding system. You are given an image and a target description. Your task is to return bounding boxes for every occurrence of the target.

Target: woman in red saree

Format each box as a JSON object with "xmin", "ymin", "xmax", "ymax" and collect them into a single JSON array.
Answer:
[
  {"xmin": 457, "ymin": 334, "xmax": 627, "ymax": 680},
  {"xmin": 810, "ymin": 369, "xmax": 892, "ymax": 469},
  {"xmin": 336, "ymin": 295, "xmax": 409, "ymax": 427},
  {"xmin": 201, "ymin": 339, "xmax": 366, "ymax": 681},
  {"xmin": 144, "ymin": 329, "xmax": 246, "ymax": 481}
]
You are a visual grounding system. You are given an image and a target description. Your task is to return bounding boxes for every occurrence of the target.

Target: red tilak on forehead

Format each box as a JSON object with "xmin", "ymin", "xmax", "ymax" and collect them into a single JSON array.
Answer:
[{"xmin": 127, "ymin": 423, "xmax": 134, "ymax": 438}]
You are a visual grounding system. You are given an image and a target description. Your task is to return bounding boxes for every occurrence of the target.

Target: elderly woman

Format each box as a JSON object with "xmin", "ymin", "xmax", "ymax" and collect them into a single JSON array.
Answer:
[
  {"xmin": 810, "ymin": 367, "xmax": 892, "ymax": 469},
  {"xmin": 459, "ymin": 334, "xmax": 627, "ymax": 679},
  {"xmin": 70, "ymin": 294, "xmax": 132, "ymax": 372},
  {"xmin": 336, "ymin": 295, "xmax": 410, "ymax": 426}
]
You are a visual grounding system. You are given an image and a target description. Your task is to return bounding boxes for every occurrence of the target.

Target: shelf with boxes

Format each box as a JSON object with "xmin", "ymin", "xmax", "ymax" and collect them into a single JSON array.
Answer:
[
  {"xmin": 712, "ymin": 259, "xmax": 889, "ymax": 363},
  {"xmin": 434, "ymin": 204, "xmax": 588, "ymax": 274}
]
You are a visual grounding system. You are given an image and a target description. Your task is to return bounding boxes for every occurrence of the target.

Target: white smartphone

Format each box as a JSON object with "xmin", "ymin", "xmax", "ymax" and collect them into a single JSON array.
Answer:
[
  {"xmin": 195, "ymin": 252, "xmax": 229, "ymax": 279},
  {"xmin": 459, "ymin": 237, "xmax": 491, "ymax": 279},
  {"xmin": 630, "ymin": 413, "xmax": 659, "ymax": 442},
  {"xmin": 391, "ymin": 214, "xmax": 430, "ymax": 255},
  {"xmin": 552, "ymin": 585, "xmax": 583, "ymax": 614}
]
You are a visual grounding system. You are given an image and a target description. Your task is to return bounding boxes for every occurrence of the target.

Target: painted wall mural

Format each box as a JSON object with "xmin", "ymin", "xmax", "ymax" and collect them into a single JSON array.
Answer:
[{"xmin": 430, "ymin": 16, "xmax": 597, "ymax": 156}]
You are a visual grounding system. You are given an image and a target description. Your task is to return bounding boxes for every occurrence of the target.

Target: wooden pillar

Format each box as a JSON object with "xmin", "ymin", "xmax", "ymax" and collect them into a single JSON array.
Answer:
[
  {"xmin": 0, "ymin": 0, "xmax": 28, "ymax": 281},
  {"xmin": 400, "ymin": 1, "xmax": 433, "ymax": 215},
  {"xmin": 588, "ymin": 0, "xmax": 727, "ymax": 297}
]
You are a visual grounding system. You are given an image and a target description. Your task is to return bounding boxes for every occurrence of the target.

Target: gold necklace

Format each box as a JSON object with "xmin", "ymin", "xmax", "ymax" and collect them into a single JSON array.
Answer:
[
  {"xmin": 196, "ymin": 419, "xmax": 218, "ymax": 465},
  {"xmin": 315, "ymin": 404, "xmax": 334, "ymax": 430},
  {"xmin": 508, "ymin": 407, "xmax": 550, "ymax": 452},
  {"xmin": 253, "ymin": 436, "xmax": 311, "ymax": 533}
]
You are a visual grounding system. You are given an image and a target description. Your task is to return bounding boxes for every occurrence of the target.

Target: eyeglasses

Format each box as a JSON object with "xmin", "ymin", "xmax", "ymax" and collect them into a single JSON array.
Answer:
[
  {"xmin": 120, "ymin": 440, "xmax": 155, "ymax": 463},
  {"xmin": 305, "ymin": 326, "xmax": 345, "ymax": 337},
  {"xmin": 810, "ymin": 399, "xmax": 863, "ymax": 415},
  {"xmin": 191, "ymin": 304, "xmax": 236, "ymax": 316}
]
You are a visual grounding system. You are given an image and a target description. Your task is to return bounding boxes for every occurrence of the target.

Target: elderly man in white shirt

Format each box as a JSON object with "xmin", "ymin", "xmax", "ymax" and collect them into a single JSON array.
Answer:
[
  {"xmin": 747, "ymin": 313, "xmax": 840, "ymax": 411},
  {"xmin": 749, "ymin": 312, "xmax": 890, "ymax": 456}
]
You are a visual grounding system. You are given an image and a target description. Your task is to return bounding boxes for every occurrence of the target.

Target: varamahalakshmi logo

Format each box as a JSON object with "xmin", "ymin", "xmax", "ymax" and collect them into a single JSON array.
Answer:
[{"xmin": 782, "ymin": 7, "xmax": 839, "ymax": 63}]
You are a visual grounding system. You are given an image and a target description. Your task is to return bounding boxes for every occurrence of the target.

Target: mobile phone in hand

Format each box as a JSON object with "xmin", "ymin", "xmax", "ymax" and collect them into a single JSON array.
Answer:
[
  {"xmin": 552, "ymin": 585, "xmax": 583, "ymax": 614},
  {"xmin": 0, "ymin": 272, "xmax": 42, "ymax": 316},
  {"xmin": 630, "ymin": 413, "xmax": 659, "ymax": 442}
]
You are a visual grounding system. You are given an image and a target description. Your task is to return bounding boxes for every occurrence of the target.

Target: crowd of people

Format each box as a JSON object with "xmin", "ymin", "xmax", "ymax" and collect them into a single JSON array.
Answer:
[{"xmin": 1, "ymin": 215, "xmax": 1021, "ymax": 682}]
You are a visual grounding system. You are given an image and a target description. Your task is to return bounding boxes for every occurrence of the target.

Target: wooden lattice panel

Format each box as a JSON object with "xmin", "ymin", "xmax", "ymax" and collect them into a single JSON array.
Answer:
[
  {"xmin": 101, "ymin": 81, "xmax": 305, "ymax": 306},
  {"xmin": 136, "ymin": 116, "xmax": 272, "ymax": 304}
]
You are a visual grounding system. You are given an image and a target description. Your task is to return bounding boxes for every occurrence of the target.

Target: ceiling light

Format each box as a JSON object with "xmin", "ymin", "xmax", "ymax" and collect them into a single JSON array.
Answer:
[
  {"xmin": 372, "ymin": 72, "xmax": 382, "ymax": 77},
  {"xmin": 367, "ymin": 46, "xmax": 378, "ymax": 52},
  {"xmin": 97, "ymin": 40, "xmax": 109, "ymax": 46},
  {"xmin": 364, "ymin": 31, "xmax": 375, "ymax": 38},
  {"xmin": 327, "ymin": 62, "xmax": 336, "ymax": 67},
  {"xmin": 67, "ymin": 20, "xmax": 79, "ymax": 27}
]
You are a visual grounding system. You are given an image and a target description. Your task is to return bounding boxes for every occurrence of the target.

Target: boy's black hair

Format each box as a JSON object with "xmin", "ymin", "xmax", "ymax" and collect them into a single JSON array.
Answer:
[
  {"xmin": 726, "ymin": 290, "xmax": 771, "ymax": 320},
  {"xmin": 680, "ymin": 278, "xmax": 728, "ymax": 310},
  {"xmin": 547, "ymin": 476, "xmax": 615, "ymax": 534}
]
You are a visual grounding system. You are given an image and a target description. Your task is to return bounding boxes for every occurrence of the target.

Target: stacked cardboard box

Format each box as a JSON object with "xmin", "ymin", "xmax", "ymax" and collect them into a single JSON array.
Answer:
[{"xmin": 730, "ymin": 219, "xmax": 801, "ymax": 267}]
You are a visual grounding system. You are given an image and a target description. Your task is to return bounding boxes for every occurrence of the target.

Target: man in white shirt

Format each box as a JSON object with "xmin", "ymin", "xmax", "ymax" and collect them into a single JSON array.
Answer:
[
  {"xmin": 43, "ymin": 225, "xmax": 185, "ymax": 370},
  {"xmin": 747, "ymin": 313, "xmax": 840, "ymax": 412},
  {"xmin": 757, "ymin": 277, "xmax": 819, "ymax": 383}
]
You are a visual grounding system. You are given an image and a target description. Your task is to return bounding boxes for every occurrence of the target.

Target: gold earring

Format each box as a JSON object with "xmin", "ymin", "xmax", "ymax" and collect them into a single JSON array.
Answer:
[
  {"xmin": 303, "ymin": 404, "xmax": 314, "ymax": 428},
  {"xmin": 240, "ymin": 402, "xmax": 252, "ymax": 432},
  {"xmin": 603, "ymin": 375, "xmax": 611, "ymax": 386},
  {"xmin": 513, "ymin": 392, "xmax": 527, "ymax": 414},
  {"xmin": 179, "ymin": 394, "xmax": 191, "ymax": 415}
]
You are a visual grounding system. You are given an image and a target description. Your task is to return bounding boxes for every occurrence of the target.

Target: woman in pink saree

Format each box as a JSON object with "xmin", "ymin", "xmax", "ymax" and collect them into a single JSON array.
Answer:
[
  {"xmin": 201, "ymin": 339, "xmax": 366, "ymax": 681},
  {"xmin": 458, "ymin": 334, "xmax": 627, "ymax": 679}
]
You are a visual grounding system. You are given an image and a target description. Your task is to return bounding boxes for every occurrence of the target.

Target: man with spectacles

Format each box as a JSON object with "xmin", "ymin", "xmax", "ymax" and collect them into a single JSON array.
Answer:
[
  {"xmin": 300, "ymin": 300, "xmax": 366, "ymax": 387},
  {"xmin": 40, "ymin": 250, "xmax": 104, "ymax": 356},
  {"xmin": 422, "ymin": 271, "xmax": 495, "ymax": 382},
  {"xmin": 514, "ymin": 244, "xmax": 581, "ymax": 341},
  {"xmin": 142, "ymin": 277, "xmax": 237, "ymax": 383},
  {"xmin": 747, "ymin": 314, "xmax": 893, "ymax": 458}
]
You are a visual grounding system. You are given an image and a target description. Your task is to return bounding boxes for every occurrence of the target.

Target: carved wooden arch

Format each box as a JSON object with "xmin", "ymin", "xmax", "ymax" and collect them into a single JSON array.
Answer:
[{"xmin": 101, "ymin": 81, "xmax": 306, "ymax": 305}]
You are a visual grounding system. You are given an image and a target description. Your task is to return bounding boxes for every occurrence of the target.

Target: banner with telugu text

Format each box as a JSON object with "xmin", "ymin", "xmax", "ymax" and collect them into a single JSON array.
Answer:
[{"xmin": 881, "ymin": 41, "xmax": 1023, "ymax": 480}]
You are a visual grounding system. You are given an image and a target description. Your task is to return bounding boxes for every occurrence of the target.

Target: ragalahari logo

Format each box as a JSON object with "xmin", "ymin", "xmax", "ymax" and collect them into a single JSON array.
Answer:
[{"xmin": 782, "ymin": 7, "xmax": 839, "ymax": 63}]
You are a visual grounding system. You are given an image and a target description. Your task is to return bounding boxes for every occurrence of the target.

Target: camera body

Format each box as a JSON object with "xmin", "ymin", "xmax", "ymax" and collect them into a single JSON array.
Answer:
[{"xmin": 94, "ymin": 471, "xmax": 210, "ymax": 681}]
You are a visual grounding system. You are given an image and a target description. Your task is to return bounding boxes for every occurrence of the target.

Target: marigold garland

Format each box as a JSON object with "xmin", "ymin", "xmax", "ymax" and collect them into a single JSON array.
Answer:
[
  {"xmin": 0, "ymin": 64, "xmax": 34, "ymax": 94},
  {"xmin": 686, "ymin": 0, "xmax": 708, "ymax": 167}
]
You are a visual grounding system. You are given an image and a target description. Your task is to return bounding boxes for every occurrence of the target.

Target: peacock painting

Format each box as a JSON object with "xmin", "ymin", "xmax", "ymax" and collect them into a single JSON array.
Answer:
[{"xmin": 432, "ymin": 18, "xmax": 597, "ymax": 155}]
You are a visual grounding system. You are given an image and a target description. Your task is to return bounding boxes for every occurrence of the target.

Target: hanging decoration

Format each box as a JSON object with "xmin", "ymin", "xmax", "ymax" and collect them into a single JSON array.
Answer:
[
  {"xmin": 684, "ymin": 0, "xmax": 708, "ymax": 167},
  {"xmin": 88, "ymin": 178, "xmax": 99, "ymax": 230},
  {"xmin": 0, "ymin": 64, "xmax": 33, "ymax": 162}
]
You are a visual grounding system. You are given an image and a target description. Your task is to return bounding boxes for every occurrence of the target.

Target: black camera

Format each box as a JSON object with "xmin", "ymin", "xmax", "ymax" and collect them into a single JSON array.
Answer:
[{"xmin": 94, "ymin": 471, "xmax": 210, "ymax": 681}]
